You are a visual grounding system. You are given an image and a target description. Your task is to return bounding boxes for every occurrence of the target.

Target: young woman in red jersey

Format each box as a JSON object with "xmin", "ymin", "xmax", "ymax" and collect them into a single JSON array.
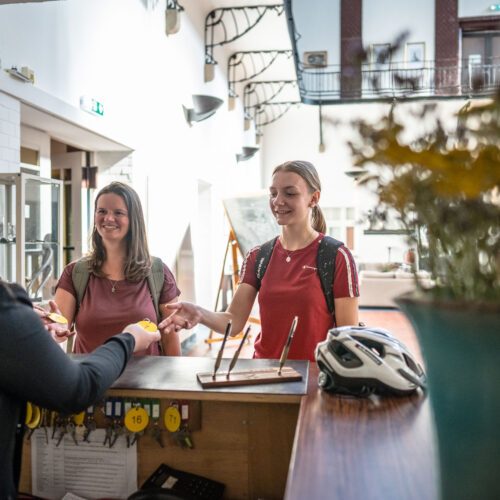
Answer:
[{"xmin": 160, "ymin": 161, "xmax": 359, "ymax": 361}]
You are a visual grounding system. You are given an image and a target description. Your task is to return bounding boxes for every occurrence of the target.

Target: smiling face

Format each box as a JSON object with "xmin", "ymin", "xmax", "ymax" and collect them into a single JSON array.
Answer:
[
  {"xmin": 269, "ymin": 170, "xmax": 319, "ymax": 227},
  {"xmin": 94, "ymin": 193, "xmax": 130, "ymax": 244}
]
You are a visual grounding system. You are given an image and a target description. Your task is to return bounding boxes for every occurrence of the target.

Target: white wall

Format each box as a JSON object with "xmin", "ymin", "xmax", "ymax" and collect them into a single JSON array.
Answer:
[
  {"xmin": 292, "ymin": 0, "xmax": 341, "ymax": 65},
  {"xmin": 0, "ymin": 92, "xmax": 20, "ymax": 172},
  {"xmin": 0, "ymin": 0, "xmax": 262, "ymax": 308},
  {"xmin": 363, "ymin": 0, "xmax": 435, "ymax": 62}
]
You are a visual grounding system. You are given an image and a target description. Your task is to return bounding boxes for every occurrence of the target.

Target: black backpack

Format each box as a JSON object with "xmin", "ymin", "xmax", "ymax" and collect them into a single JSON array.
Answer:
[{"xmin": 255, "ymin": 235, "xmax": 344, "ymax": 315}]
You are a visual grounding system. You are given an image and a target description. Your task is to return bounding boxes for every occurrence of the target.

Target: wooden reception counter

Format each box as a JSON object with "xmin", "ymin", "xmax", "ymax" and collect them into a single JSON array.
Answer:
[{"xmin": 20, "ymin": 356, "xmax": 438, "ymax": 499}]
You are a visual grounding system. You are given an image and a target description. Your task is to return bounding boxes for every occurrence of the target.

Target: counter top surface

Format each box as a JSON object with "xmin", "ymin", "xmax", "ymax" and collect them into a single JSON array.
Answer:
[
  {"xmin": 109, "ymin": 356, "xmax": 309, "ymax": 401},
  {"xmin": 285, "ymin": 363, "xmax": 438, "ymax": 500}
]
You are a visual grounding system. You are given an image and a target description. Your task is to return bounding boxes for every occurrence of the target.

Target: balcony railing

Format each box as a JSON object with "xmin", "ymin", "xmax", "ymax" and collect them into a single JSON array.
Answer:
[{"xmin": 298, "ymin": 59, "xmax": 500, "ymax": 104}]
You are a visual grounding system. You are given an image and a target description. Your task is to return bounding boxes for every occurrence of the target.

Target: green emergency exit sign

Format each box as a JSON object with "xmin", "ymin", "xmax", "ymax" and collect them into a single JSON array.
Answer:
[{"xmin": 80, "ymin": 96, "xmax": 104, "ymax": 116}]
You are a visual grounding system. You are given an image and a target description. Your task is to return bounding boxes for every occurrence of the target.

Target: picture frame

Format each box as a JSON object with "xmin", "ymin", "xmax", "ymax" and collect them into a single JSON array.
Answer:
[
  {"xmin": 406, "ymin": 42, "xmax": 425, "ymax": 66},
  {"xmin": 370, "ymin": 43, "xmax": 391, "ymax": 65}
]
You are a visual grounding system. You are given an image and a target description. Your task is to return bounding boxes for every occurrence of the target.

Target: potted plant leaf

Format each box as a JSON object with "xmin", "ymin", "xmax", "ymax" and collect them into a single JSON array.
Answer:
[{"xmin": 349, "ymin": 93, "xmax": 500, "ymax": 500}]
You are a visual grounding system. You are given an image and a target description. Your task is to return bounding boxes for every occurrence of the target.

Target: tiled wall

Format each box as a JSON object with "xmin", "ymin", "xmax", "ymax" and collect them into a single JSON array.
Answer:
[{"xmin": 0, "ymin": 92, "xmax": 20, "ymax": 173}]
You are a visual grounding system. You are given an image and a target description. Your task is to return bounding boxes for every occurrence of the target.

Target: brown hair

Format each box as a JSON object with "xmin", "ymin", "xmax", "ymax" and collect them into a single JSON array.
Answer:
[
  {"xmin": 272, "ymin": 160, "xmax": 327, "ymax": 233},
  {"xmin": 88, "ymin": 182, "xmax": 151, "ymax": 282}
]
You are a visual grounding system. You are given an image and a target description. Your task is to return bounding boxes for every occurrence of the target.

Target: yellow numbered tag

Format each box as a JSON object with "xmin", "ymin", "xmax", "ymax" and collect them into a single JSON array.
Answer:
[
  {"xmin": 25, "ymin": 402, "xmax": 33, "ymax": 425},
  {"xmin": 73, "ymin": 411, "xmax": 85, "ymax": 426},
  {"xmin": 164, "ymin": 406, "xmax": 181, "ymax": 433},
  {"xmin": 124, "ymin": 407, "xmax": 149, "ymax": 433},
  {"xmin": 47, "ymin": 312, "xmax": 68, "ymax": 325},
  {"xmin": 26, "ymin": 405, "xmax": 41, "ymax": 429},
  {"xmin": 137, "ymin": 319, "xmax": 157, "ymax": 332}
]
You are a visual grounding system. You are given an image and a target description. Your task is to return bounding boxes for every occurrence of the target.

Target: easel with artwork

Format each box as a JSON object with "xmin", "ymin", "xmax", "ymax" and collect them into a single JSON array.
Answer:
[{"xmin": 206, "ymin": 193, "xmax": 280, "ymax": 345}]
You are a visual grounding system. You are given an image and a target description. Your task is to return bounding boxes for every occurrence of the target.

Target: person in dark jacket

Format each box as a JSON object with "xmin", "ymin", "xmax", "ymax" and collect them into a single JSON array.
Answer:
[{"xmin": 0, "ymin": 280, "xmax": 161, "ymax": 499}]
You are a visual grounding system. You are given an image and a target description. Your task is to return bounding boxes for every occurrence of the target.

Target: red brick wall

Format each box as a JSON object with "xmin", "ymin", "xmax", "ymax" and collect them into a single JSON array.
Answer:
[
  {"xmin": 340, "ymin": 0, "xmax": 362, "ymax": 98},
  {"xmin": 435, "ymin": 0, "xmax": 459, "ymax": 93}
]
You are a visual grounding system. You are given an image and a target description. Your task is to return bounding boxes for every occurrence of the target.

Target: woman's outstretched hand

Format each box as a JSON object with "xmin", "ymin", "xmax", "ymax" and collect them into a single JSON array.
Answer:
[
  {"xmin": 158, "ymin": 302, "xmax": 202, "ymax": 334},
  {"xmin": 34, "ymin": 300, "xmax": 75, "ymax": 344},
  {"xmin": 123, "ymin": 322, "xmax": 161, "ymax": 353}
]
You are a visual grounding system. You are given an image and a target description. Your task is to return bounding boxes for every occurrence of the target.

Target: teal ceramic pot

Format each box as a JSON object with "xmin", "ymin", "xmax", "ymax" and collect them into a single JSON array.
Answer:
[{"xmin": 397, "ymin": 295, "xmax": 500, "ymax": 500}]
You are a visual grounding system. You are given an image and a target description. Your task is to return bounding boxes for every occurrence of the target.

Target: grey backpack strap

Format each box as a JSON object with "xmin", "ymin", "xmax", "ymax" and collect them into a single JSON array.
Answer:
[
  {"xmin": 147, "ymin": 257, "xmax": 165, "ymax": 323},
  {"xmin": 255, "ymin": 237, "xmax": 279, "ymax": 290},
  {"xmin": 69, "ymin": 259, "xmax": 91, "ymax": 354},
  {"xmin": 317, "ymin": 236, "xmax": 343, "ymax": 315},
  {"xmin": 71, "ymin": 259, "xmax": 91, "ymax": 312}
]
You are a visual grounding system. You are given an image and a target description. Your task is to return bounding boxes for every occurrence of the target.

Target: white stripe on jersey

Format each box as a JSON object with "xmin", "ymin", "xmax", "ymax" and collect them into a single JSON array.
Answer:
[{"xmin": 338, "ymin": 247, "xmax": 354, "ymax": 297}]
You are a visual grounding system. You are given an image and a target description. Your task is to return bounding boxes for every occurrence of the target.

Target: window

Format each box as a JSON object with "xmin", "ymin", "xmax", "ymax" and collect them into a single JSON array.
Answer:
[
  {"xmin": 462, "ymin": 31, "xmax": 500, "ymax": 90},
  {"xmin": 324, "ymin": 206, "xmax": 356, "ymax": 250}
]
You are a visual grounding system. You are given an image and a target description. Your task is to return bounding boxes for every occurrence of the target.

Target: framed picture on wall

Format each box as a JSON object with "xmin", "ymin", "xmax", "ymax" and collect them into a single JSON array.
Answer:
[
  {"xmin": 371, "ymin": 43, "xmax": 391, "ymax": 66},
  {"xmin": 406, "ymin": 42, "xmax": 425, "ymax": 66}
]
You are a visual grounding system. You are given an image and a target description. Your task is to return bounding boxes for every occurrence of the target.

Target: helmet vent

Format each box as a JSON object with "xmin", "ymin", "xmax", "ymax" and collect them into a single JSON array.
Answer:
[{"xmin": 328, "ymin": 340, "xmax": 362, "ymax": 367}]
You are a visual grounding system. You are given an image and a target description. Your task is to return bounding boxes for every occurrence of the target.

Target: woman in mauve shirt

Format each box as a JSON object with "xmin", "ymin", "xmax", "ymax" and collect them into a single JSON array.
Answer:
[
  {"xmin": 55, "ymin": 182, "xmax": 181, "ymax": 355},
  {"xmin": 159, "ymin": 161, "xmax": 359, "ymax": 362}
]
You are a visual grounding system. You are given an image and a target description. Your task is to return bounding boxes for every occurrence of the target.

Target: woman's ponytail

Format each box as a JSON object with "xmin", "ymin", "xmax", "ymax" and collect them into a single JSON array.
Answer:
[{"xmin": 312, "ymin": 205, "xmax": 326, "ymax": 233}]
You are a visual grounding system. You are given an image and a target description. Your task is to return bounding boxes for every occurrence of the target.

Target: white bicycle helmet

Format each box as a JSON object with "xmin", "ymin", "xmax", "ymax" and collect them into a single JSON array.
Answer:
[{"xmin": 315, "ymin": 326, "xmax": 426, "ymax": 396}]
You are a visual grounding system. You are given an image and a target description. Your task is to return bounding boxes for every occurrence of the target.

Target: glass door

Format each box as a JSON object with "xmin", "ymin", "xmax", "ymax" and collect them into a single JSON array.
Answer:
[{"xmin": 0, "ymin": 172, "xmax": 63, "ymax": 300}]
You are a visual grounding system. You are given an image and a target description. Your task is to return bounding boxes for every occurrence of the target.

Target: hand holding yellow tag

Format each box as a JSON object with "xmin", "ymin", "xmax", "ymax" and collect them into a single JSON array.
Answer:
[
  {"xmin": 137, "ymin": 319, "xmax": 157, "ymax": 332},
  {"xmin": 47, "ymin": 312, "xmax": 68, "ymax": 325}
]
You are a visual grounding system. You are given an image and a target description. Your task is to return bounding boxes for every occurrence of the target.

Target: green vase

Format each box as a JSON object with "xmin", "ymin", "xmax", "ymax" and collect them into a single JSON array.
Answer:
[{"xmin": 397, "ymin": 295, "xmax": 500, "ymax": 500}]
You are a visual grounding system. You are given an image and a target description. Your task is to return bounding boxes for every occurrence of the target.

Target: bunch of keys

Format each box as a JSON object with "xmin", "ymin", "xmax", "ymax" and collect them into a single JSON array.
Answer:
[
  {"xmin": 165, "ymin": 401, "xmax": 193, "ymax": 449},
  {"xmin": 102, "ymin": 398, "xmax": 124, "ymax": 448},
  {"xmin": 124, "ymin": 402, "xmax": 149, "ymax": 447},
  {"xmin": 54, "ymin": 414, "xmax": 78, "ymax": 447},
  {"xmin": 82, "ymin": 405, "xmax": 97, "ymax": 443},
  {"xmin": 150, "ymin": 399, "xmax": 164, "ymax": 448}
]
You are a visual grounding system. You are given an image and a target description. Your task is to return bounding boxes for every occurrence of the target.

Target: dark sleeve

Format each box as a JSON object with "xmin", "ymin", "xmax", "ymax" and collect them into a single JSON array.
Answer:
[{"xmin": 0, "ymin": 285, "xmax": 135, "ymax": 414}]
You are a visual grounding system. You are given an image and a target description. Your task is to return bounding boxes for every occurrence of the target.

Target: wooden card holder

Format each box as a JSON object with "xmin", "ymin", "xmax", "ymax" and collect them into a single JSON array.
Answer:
[{"xmin": 197, "ymin": 366, "xmax": 302, "ymax": 388}]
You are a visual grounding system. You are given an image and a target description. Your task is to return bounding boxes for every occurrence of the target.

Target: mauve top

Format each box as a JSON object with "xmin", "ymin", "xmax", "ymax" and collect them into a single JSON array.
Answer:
[{"xmin": 57, "ymin": 261, "xmax": 180, "ymax": 355}]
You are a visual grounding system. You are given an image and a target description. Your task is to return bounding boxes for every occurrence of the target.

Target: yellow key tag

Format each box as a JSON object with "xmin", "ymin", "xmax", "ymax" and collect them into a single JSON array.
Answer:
[
  {"xmin": 25, "ymin": 402, "xmax": 33, "ymax": 425},
  {"xmin": 137, "ymin": 319, "xmax": 157, "ymax": 332},
  {"xmin": 26, "ymin": 405, "xmax": 41, "ymax": 429},
  {"xmin": 164, "ymin": 406, "xmax": 181, "ymax": 433},
  {"xmin": 73, "ymin": 411, "xmax": 85, "ymax": 426},
  {"xmin": 124, "ymin": 407, "xmax": 149, "ymax": 433},
  {"xmin": 47, "ymin": 312, "xmax": 68, "ymax": 325}
]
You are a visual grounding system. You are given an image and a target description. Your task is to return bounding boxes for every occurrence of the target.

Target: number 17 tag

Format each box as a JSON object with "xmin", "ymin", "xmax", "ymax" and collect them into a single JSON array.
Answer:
[{"xmin": 164, "ymin": 405, "xmax": 181, "ymax": 433}]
